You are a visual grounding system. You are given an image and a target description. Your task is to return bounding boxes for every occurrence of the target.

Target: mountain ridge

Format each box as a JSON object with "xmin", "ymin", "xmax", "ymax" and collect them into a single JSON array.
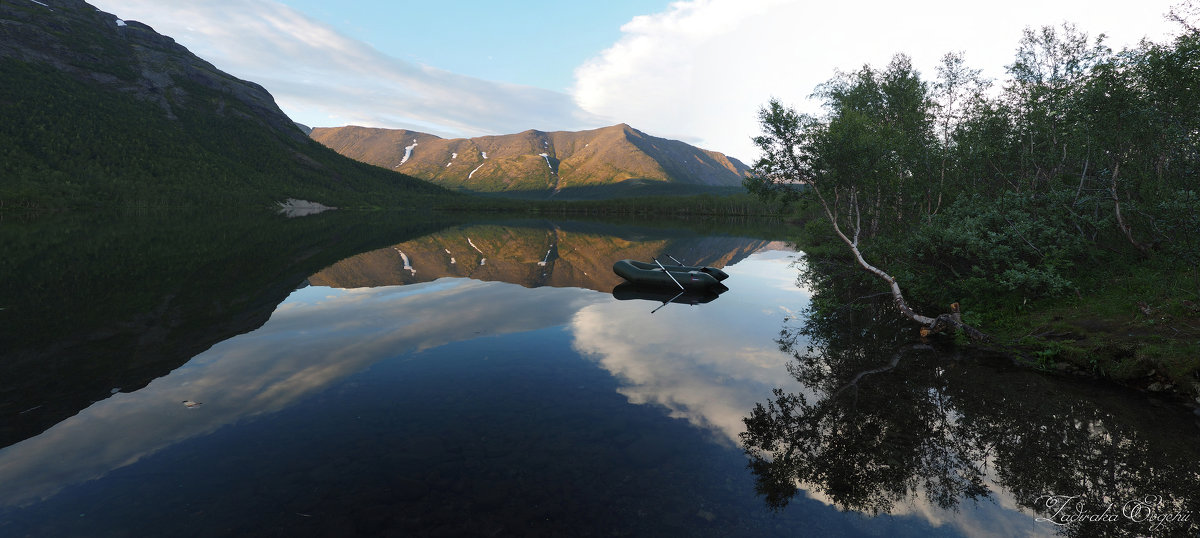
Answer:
[
  {"xmin": 0, "ymin": 0, "xmax": 446, "ymax": 208},
  {"xmin": 310, "ymin": 123, "xmax": 750, "ymax": 195}
]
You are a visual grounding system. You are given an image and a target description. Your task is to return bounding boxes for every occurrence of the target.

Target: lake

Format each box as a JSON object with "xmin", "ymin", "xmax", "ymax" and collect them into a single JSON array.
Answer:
[{"xmin": 1, "ymin": 211, "xmax": 1197, "ymax": 537}]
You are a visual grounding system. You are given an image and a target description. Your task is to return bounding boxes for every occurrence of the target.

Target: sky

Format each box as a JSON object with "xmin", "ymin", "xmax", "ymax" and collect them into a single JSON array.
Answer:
[{"xmin": 88, "ymin": 0, "xmax": 1187, "ymax": 162}]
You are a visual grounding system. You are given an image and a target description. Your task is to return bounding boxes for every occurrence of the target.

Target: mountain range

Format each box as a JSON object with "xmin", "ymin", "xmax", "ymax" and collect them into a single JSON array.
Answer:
[
  {"xmin": 1, "ymin": 0, "xmax": 750, "ymax": 207},
  {"xmin": 310, "ymin": 124, "xmax": 750, "ymax": 196}
]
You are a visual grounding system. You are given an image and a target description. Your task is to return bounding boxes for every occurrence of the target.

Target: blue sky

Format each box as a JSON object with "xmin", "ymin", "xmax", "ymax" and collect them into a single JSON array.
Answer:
[
  {"xmin": 273, "ymin": 0, "xmax": 670, "ymax": 92},
  {"xmin": 89, "ymin": 0, "xmax": 1185, "ymax": 162}
]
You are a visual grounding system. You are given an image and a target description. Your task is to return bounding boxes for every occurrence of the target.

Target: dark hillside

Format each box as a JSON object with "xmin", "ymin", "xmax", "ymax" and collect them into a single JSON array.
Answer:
[{"xmin": 0, "ymin": 0, "xmax": 448, "ymax": 209}]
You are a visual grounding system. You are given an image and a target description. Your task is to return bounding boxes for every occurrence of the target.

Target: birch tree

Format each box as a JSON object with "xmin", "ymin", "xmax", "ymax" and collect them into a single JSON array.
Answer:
[{"xmin": 748, "ymin": 55, "xmax": 988, "ymax": 341}]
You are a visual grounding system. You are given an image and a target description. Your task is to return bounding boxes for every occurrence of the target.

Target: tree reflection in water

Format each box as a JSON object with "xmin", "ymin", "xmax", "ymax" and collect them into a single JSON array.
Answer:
[{"xmin": 741, "ymin": 257, "xmax": 1200, "ymax": 536}]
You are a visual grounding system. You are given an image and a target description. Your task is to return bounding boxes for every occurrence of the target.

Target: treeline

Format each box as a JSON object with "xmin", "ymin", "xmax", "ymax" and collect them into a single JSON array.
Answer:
[
  {"xmin": 748, "ymin": 7, "xmax": 1199, "ymax": 310},
  {"xmin": 437, "ymin": 191, "xmax": 782, "ymax": 217},
  {"xmin": 559, "ymin": 192, "xmax": 779, "ymax": 216}
]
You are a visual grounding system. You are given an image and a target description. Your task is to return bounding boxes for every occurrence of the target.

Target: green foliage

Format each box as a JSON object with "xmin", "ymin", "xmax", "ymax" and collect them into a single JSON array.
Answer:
[
  {"xmin": 744, "ymin": 99, "xmax": 814, "ymax": 208},
  {"xmin": 749, "ymin": 55, "xmax": 943, "ymax": 254},
  {"xmin": 1155, "ymin": 190, "xmax": 1200, "ymax": 281},
  {"xmin": 745, "ymin": 7, "xmax": 1200, "ymax": 390},
  {"xmin": 747, "ymin": 9, "xmax": 1200, "ymax": 307},
  {"xmin": 897, "ymin": 192, "xmax": 1089, "ymax": 306}
]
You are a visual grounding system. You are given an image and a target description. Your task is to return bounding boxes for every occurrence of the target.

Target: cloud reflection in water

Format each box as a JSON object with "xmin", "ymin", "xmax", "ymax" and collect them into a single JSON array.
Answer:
[
  {"xmin": 0, "ymin": 279, "xmax": 601, "ymax": 507},
  {"xmin": 572, "ymin": 249, "xmax": 811, "ymax": 444},
  {"xmin": 0, "ymin": 248, "xmax": 812, "ymax": 515}
]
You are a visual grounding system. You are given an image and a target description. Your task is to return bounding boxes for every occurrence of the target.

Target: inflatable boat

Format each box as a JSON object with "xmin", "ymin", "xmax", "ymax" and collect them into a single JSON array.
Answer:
[{"xmin": 612, "ymin": 259, "xmax": 729, "ymax": 290}]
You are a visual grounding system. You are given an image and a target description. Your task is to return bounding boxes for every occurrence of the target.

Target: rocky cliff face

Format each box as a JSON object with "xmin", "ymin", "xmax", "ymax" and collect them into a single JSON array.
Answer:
[
  {"xmin": 310, "ymin": 124, "xmax": 751, "ymax": 194},
  {"xmin": 0, "ymin": 0, "xmax": 305, "ymax": 141}
]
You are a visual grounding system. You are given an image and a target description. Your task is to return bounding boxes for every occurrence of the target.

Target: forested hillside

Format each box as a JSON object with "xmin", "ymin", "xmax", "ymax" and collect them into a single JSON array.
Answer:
[{"xmin": 0, "ymin": 0, "xmax": 448, "ymax": 209}]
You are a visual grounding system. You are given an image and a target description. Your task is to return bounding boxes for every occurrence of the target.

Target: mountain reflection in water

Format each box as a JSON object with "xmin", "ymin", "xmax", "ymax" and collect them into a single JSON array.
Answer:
[
  {"xmin": 1, "ymin": 218, "xmax": 827, "ymax": 536},
  {"xmin": 1, "ymin": 215, "xmax": 1196, "ymax": 536},
  {"xmin": 307, "ymin": 220, "xmax": 769, "ymax": 292}
]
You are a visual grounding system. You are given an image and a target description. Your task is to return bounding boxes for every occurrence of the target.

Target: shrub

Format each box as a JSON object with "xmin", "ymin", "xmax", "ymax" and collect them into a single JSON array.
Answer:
[{"xmin": 896, "ymin": 191, "xmax": 1089, "ymax": 306}]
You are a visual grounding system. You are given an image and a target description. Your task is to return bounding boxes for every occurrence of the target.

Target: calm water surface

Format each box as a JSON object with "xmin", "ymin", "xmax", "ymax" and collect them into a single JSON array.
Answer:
[{"xmin": 1, "ymin": 215, "xmax": 1196, "ymax": 537}]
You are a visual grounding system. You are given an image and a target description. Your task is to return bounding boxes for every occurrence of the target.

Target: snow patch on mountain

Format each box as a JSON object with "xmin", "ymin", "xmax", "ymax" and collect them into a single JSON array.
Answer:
[{"xmin": 398, "ymin": 140, "xmax": 418, "ymax": 166}]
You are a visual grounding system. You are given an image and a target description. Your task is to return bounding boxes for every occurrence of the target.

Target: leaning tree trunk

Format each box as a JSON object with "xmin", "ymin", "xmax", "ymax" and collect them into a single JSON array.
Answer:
[
  {"xmin": 810, "ymin": 184, "xmax": 990, "ymax": 342},
  {"xmin": 1110, "ymin": 162, "xmax": 1153, "ymax": 257}
]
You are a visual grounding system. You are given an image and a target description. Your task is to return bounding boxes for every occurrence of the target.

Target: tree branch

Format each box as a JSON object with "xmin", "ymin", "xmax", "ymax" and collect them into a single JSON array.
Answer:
[{"xmin": 1110, "ymin": 161, "xmax": 1152, "ymax": 257}]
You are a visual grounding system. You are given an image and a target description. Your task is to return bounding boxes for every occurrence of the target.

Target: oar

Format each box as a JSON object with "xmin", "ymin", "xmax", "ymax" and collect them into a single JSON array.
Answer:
[
  {"xmin": 651, "ymin": 289, "xmax": 687, "ymax": 313},
  {"xmin": 666, "ymin": 254, "xmax": 685, "ymax": 265},
  {"xmin": 654, "ymin": 258, "xmax": 685, "ymax": 290}
]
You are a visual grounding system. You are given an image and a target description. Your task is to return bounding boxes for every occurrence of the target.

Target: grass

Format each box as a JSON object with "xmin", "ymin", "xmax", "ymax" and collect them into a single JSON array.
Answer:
[{"xmin": 977, "ymin": 256, "xmax": 1200, "ymax": 392}]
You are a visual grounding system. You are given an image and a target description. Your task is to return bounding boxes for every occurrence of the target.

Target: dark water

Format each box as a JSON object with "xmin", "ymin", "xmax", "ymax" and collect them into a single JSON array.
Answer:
[{"xmin": 1, "ymin": 212, "xmax": 1197, "ymax": 537}]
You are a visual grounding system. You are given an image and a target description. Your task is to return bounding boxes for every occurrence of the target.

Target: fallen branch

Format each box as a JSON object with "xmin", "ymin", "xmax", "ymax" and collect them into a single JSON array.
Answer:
[{"xmin": 810, "ymin": 183, "xmax": 991, "ymax": 342}]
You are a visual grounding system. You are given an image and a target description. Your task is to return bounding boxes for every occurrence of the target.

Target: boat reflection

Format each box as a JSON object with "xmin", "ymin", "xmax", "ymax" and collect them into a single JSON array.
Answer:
[{"xmin": 611, "ymin": 282, "xmax": 728, "ymax": 312}]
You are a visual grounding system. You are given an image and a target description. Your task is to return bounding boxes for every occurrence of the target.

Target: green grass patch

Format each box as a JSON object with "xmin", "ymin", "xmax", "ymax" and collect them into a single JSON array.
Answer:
[{"xmin": 986, "ymin": 255, "xmax": 1200, "ymax": 389}]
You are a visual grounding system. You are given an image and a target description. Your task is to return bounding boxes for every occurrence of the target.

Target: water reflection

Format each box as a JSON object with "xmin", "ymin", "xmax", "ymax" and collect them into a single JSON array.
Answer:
[
  {"xmin": 0, "ymin": 209, "xmax": 449, "ymax": 450},
  {"xmin": 0, "ymin": 281, "xmax": 603, "ymax": 507},
  {"xmin": 307, "ymin": 220, "xmax": 771, "ymax": 292},
  {"xmin": 0, "ymin": 222, "xmax": 806, "ymax": 530},
  {"xmin": 740, "ymin": 256, "xmax": 1200, "ymax": 536},
  {"xmin": 5, "ymin": 214, "xmax": 1196, "ymax": 536},
  {"xmin": 575, "ymin": 249, "xmax": 808, "ymax": 445},
  {"xmin": 611, "ymin": 283, "xmax": 726, "ymax": 311}
]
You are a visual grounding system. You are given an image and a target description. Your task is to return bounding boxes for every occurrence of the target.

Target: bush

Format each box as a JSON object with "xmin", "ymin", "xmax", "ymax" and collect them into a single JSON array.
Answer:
[
  {"xmin": 1155, "ymin": 189, "xmax": 1200, "ymax": 297},
  {"xmin": 896, "ymin": 191, "xmax": 1089, "ymax": 306}
]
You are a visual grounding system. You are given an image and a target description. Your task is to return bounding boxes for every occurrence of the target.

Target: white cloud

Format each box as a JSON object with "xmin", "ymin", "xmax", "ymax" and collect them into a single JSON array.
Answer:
[
  {"xmin": 572, "ymin": 0, "xmax": 1183, "ymax": 162},
  {"xmin": 88, "ymin": 0, "xmax": 610, "ymax": 136},
  {"xmin": 87, "ymin": 0, "xmax": 1184, "ymax": 162}
]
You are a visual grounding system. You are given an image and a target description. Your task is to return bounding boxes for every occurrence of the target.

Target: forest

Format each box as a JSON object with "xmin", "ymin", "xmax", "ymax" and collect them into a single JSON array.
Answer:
[{"xmin": 745, "ymin": 6, "xmax": 1199, "ymax": 387}]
